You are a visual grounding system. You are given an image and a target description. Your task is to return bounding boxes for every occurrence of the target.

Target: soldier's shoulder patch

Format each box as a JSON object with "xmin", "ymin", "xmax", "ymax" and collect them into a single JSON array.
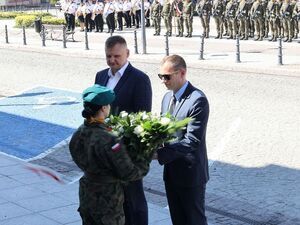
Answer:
[{"xmin": 112, "ymin": 143, "xmax": 122, "ymax": 152}]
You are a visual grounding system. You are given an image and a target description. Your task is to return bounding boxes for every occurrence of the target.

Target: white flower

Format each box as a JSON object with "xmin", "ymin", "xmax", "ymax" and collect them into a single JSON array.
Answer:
[
  {"xmin": 142, "ymin": 112, "xmax": 149, "ymax": 120},
  {"xmin": 133, "ymin": 125, "xmax": 144, "ymax": 136},
  {"xmin": 160, "ymin": 117, "xmax": 171, "ymax": 126},
  {"xmin": 118, "ymin": 126, "xmax": 124, "ymax": 133},
  {"xmin": 120, "ymin": 111, "xmax": 128, "ymax": 118}
]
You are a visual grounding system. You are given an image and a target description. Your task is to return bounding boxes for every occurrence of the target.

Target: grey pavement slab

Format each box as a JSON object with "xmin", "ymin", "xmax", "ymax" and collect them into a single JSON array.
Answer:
[
  {"xmin": 2, "ymin": 213, "xmax": 62, "ymax": 225},
  {"xmin": 0, "ymin": 202, "xmax": 31, "ymax": 221}
]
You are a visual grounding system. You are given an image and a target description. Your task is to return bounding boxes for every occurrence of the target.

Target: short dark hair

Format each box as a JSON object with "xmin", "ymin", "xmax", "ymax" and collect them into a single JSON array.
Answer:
[
  {"xmin": 161, "ymin": 54, "xmax": 187, "ymax": 71},
  {"xmin": 105, "ymin": 35, "xmax": 127, "ymax": 49}
]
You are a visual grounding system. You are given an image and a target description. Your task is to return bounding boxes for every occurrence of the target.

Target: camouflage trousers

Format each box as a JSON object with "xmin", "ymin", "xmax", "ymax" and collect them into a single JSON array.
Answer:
[
  {"xmin": 238, "ymin": 17, "xmax": 249, "ymax": 38},
  {"xmin": 78, "ymin": 177, "xmax": 125, "ymax": 225},
  {"xmin": 184, "ymin": 15, "xmax": 193, "ymax": 34},
  {"xmin": 200, "ymin": 15, "xmax": 210, "ymax": 36},
  {"xmin": 164, "ymin": 16, "xmax": 173, "ymax": 34},
  {"xmin": 176, "ymin": 16, "xmax": 184, "ymax": 35},
  {"xmin": 282, "ymin": 17, "xmax": 293, "ymax": 40},
  {"xmin": 228, "ymin": 17, "xmax": 238, "ymax": 37},
  {"xmin": 269, "ymin": 17, "xmax": 280, "ymax": 39},
  {"xmin": 153, "ymin": 17, "xmax": 161, "ymax": 34},
  {"xmin": 254, "ymin": 18, "xmax": 264, "ymax": 38},
  {"xmin": 213, "ymin": 16, "xmax": 224, "ymax": 37}
]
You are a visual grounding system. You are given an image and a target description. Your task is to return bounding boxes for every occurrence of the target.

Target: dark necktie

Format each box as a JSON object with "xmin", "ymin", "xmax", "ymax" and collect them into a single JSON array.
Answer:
[{"xmin": 168, "ymin": 95, "xmax": 176, "ymax": 114}]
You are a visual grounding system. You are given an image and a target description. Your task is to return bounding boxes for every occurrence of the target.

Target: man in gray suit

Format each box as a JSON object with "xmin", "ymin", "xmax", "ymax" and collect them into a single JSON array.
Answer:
[{"xmin": 156, "ymin": 54, "xmax": 210, "ymax": 225}]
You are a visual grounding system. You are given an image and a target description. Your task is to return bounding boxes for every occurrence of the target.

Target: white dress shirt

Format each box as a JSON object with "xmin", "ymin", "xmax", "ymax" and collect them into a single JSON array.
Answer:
[{"xmin": 106, "ymin": 61, "xmax": 129, "ymax": 90}]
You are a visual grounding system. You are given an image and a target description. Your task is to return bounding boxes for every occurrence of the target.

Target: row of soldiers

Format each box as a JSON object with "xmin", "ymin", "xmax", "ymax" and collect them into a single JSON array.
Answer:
[
  {"xmin": 151, "ymin": 0, "xmax": 299, "ymax": 41},
  {"xmin": 207, "ymin": 0, "xmax": 300, "ymax": 42},
  {"xmin": 61, "ymin": 0, "xmax": 300, "ymax": 41}
]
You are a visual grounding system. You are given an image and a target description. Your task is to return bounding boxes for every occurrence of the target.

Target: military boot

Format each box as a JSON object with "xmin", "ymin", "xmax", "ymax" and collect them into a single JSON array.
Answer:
[{"xmin": 215, "ymin": 34, "xmax": 220, "ymax": 39}]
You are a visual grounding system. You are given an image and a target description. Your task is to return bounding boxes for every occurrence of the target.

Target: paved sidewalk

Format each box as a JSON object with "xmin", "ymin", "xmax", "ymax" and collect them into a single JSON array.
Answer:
[{"xmin": 0, "ymin": 152, "xmax": 173, "ymax": 225}]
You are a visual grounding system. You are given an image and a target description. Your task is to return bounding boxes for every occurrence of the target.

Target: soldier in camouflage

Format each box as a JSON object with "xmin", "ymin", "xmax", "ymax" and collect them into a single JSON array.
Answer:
[
  {"xmin": 183, "ymin": 0, "xmax": 195, "ymax": 37},
  {"xmin": 280, "ymin": 0, "xmax": 293, "ymax": 42},
  {"xmin": 174, "ymin": 0, "xmax": 184, "ymax": 37},
  {"xmin": 250, "ymin": 0, "xmax": 265, "ymax": 40},
  {"xmin": 267, "ymin": 0, "xmax": 281, "ymax": 41},
  {"xmin": 151, "ymin": 0, "xmax": 163, "ymax": 35},
  {"xmin": 237, "ymin": 0, "xmax": 251, "ymax": 40},
  {"xmin": 225, "ymin": 0, "xmax": 239, "ymax": 38},
  {"xmin": 162, "ymin": 0, "xmax": 174, "ymax": 36},
  {"xmin": 291, "ymin": 0, "xmax": 299, "ymax": 39},
  {"xmin": 212, "ymin": 0, "xmax": 226, "ymax": 38},
  {"xmin": 197, "ymin": 0, "xmax": 212, "ymax": 38},
  {"xmin": 69, "ymin": 85, "xmax": 150, "ymax": 225}
]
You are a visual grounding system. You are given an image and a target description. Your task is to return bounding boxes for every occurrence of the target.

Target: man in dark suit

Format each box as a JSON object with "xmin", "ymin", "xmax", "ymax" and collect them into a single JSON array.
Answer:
[
  {"xmin": 95, "ymin": 35, "xmax": 152, "ymax": 225},
  {"xmin": 156, "ymin": 54, "xmax": 209, "ymax": 225}
]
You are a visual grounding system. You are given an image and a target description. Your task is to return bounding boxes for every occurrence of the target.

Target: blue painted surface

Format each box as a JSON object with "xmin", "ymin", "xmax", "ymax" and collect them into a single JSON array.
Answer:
[{"xmin": 0, "ymin": 87, "xmax": 83, "ymax": 159}]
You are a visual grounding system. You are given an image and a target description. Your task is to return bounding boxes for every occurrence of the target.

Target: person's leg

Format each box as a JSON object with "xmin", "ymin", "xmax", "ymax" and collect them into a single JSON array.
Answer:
[
  {"xmin": 124, "ymin": 179, "xmax": 148, "ymax": 225},
  {"xmin": 180, "ymin": 184, "xmax": 208, "ymax": 225},
  {"xmin": 165, "ymin": 182, "xmax": 186, "ymax": 225}
]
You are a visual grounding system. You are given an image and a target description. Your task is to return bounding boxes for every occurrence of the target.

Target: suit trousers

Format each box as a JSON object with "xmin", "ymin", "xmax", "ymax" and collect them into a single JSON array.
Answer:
[
  {"xmin": 165, "ymin": 182, "xmax": 208, "ymax": 225},
  {"xmin": 124, "ymin": 179, "xmax": 148, "ymax": 225},
  {"xmin": 106, "ymin": 13, "xmax": 115, "ymax": 32}
]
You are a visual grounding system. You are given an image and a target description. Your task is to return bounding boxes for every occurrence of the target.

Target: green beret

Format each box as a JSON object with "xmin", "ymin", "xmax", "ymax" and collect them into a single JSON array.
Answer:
[{"xmin": 82, "ymin": 84, "xmax": 115, "ymax": 106}]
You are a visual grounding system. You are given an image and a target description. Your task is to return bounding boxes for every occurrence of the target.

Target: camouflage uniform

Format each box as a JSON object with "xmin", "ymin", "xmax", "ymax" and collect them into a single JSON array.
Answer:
[
  {"xmin": 237, "ymin": 0, "xmax": 251, "ymax": 40},
  {"xmin": 267, "ymin": 0, "xmax": 281, "ymax": 41},
  {"xmin": 280, "ymin": 0, "xmax": 293, "ymax": 42},
  {"xmin": 212, "ymin": 0, "xmax": 226, "ymax": 38},
  {"xmin": 197, "ymin": 0, "xmax": 212, "ymax": 37},
  {"xmin": 151, "ymin": 0, "xmax": 162, "ymax": 35},
  {"xmin": 174, "ymin": 0, "xmax": 184, "ymax": 37},
  {"xmin": 162, "ymin": 0, "xmax": 173, "ymax": 36},
  {"xmin": 225, "ymin": 0, "xmax": 239, "ymax": 38},
  {"xmin": 183, "ymin": 0, "xmax": 195, "ymax": 37},
  {"xmin": 260, "ymin": 0, "xmax": 268, "ymax": 38},
  {"xmin": 291, "ymin": 0, "xmax": 299, "ymax": 39},
  {"xmin": 69, "ymin": 121, "xmax": 149, "ymax": 225},
  {"xmin": 250, "ymin": 0, "xmax": 265, "ymax": 40}
]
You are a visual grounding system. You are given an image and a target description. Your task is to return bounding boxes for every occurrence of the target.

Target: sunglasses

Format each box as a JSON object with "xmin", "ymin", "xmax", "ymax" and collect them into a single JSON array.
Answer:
[{"xmin": 158, "ymin": 71, "xmax": 179, "ymax": 80}]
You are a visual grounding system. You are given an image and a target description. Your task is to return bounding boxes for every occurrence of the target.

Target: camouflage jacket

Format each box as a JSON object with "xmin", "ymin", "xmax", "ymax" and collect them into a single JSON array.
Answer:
[
  {"xmin": 151, "ymin": 1, "xmax": 162, "ymax": 17},
  {"xmin": 162, "ymin": 0, "xmax": 173, "ymax": 17},
  {"xmin": 250, "ymin": 1, "xmax": 264, "ymax": 19},
  {"xmin": 183, "ymin": 1, "xmax": 195, "ymax": 17},
  {"xmin": 69, "ymin": 121, "xmax": 149, "ymax": 225},
  {"xmin": 212, "ymin": 0, "xmax": 226, "ymax": 17}
]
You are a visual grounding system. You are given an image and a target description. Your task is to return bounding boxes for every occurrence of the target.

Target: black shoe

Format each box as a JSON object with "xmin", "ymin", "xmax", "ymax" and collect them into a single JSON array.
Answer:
[
  {"xmin": 176, "ymin": 34, "xmax": 180, "ymax": 37},
  {"xmin": 227, "ymin": 36, "xmax": 233, "ymax": 39},
  {"xmin": 185, "ymin": 34, "xmax": 189, "ymax": 37},
  {"xmin": 153, "ymin": 33, "xmax": 157, "ymax": 36}
]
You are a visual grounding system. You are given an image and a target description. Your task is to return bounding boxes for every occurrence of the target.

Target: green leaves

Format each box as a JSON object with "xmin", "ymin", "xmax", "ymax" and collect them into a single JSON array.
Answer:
[{"xmin": 106, "ymin": 111, "xmax": 191, "ymax": 161}]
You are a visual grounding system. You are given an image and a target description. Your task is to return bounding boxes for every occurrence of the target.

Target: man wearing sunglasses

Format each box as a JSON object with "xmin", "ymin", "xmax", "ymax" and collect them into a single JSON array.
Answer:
[
  {"xmin": 156, "ymin": 54, "xmax": 210, "ymax": 225},
  {"xmin": 95, "ymin": 35, "xmax": 152, "ymax": 225}
]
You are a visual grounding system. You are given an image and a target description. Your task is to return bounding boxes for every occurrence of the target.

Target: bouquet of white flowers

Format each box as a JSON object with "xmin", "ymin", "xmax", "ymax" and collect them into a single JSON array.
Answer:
[{"xmin": 107, "ymin": 111, "xmax": 191, "ymax": 161}]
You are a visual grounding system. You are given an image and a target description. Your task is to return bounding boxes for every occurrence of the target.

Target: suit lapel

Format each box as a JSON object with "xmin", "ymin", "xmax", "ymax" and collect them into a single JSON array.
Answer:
[
  {"xmin": 173, "ymin": 82, "xmax": 194, "ymax": 117},
  {"xmin": 113, "ymin": 63, "xmax": 132, "ymax": 94}
]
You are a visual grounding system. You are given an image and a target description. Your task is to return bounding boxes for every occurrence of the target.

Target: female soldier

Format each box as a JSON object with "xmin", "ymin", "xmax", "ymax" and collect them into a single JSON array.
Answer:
[{"xmin": 69, "ymin": 84, "xmax": 150, "ymax": 225}]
